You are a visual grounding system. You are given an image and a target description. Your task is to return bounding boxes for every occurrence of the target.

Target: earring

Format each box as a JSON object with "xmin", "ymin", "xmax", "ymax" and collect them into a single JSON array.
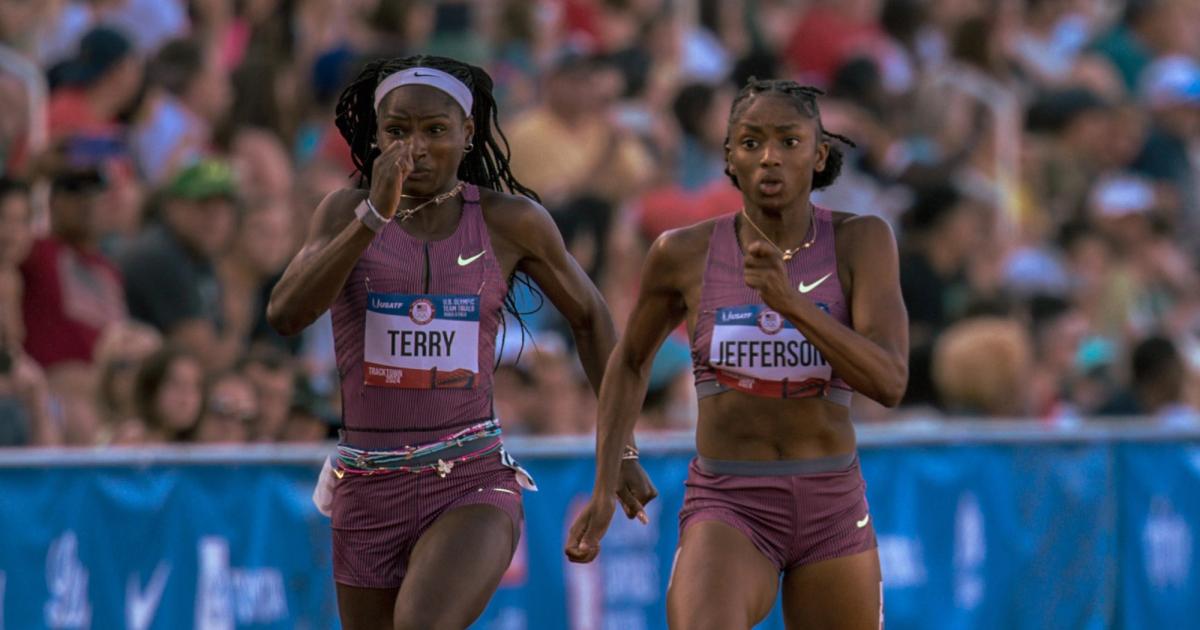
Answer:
[{"xmin": 465, "ymin": 142, "xmax": 474, "ymax": 153}]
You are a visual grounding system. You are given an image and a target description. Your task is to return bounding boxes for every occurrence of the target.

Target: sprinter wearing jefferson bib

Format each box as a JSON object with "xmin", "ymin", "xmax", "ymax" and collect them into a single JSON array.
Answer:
[{"xmin": 567, "ymin": 79, "xmax": 909, "ymax": 630}]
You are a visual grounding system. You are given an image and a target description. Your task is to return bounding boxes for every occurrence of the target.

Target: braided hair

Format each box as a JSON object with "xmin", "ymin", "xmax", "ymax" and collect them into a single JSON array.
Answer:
[
  {"xmin": 724, "ymin": 78, "xmax": 856, "ymax": 191},
  {"xmin": 334, "ymin": 54, "xmax": 538, "ymax": 201},
  {"xmin": 333, "ymin": 54, "xmax": 544, "ymax": 361}
]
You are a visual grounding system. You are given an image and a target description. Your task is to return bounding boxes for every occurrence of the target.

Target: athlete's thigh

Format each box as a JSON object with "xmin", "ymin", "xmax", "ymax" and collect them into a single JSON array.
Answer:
[
  {"xmin": 667, "ymin": 520, "xmax": 779, "ymax": 630},
  {"xmin": 336, "ymin": 584, "xmax": 398, "ymax": 630},
  {"xmin": 781, "ymin": 549, "xmax": 882, "ymax": 630},
  {"xmin": 392, "ymin": 504, "xmax": 518, "ymax": 630}
]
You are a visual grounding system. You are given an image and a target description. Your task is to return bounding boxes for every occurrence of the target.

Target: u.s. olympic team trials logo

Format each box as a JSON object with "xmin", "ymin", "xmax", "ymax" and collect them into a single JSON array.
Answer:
[
  {"xmin": 757, "ymin": 309, "xmax": 783, "ymax": 334},
  {"xmin": 409, "ymin": 298, "xmax": 435, "ymax": 325}
]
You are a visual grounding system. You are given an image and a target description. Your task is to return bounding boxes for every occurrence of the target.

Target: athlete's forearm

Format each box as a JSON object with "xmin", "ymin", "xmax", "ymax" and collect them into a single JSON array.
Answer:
[
  {"xmin": 593, "ymin": 344, "xmax": 653, "ymax": 495},
  {"xmin": 569, "ymin": 306, "xmax": 617, "ymax": 398},
  {"xmin": 568, "ymin": 304, "xmax": 641, "ymax": 451},
  {"xmin": 267, "ymin": 221, "xmax": 377, "ymax": 336},
  {"xmin": 776, "ymin": 294, "xmax": 907, "ymax": 406}
]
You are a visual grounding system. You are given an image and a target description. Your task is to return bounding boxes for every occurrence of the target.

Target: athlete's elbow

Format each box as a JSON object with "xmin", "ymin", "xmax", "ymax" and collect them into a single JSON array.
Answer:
[
  {"xmin": 873, "ymin": 360, "xmax": 908, "ymax": 408},
  {"xmin": 568, "ymin": 298, "xmax": 615, "ymax": 341},
  {"xmin": 266, "ymin": 299, "xmax": 305, "ymax": 337},
  {"xmin": 875, "ymin": 386, "xmax": 904, "ymax": 408}
]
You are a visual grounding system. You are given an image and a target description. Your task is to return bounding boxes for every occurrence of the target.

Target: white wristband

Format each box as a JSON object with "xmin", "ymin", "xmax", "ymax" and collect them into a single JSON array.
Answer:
[{"xmin": 355, "ymin": 198, "xmax": 391, "ymax": 234}]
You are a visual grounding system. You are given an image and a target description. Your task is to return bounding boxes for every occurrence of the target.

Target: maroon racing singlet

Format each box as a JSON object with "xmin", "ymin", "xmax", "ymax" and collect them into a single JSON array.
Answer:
[
  {"xmin": 690, "ymin": 207, "xmax": 853, "ymax": 405},
  {"xmin": 331, "ymin": 183, "xmax": 508, "ymax": 449}
]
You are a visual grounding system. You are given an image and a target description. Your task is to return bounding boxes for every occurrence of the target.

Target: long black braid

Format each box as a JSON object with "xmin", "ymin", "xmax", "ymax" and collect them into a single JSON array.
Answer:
[
  {"xmin": 724, "ymin": 78, "xmax": 856, "ymax": 191},
  {"xmin": 333, "ymin": 54, "xmax": 544, "ymax": 363}
]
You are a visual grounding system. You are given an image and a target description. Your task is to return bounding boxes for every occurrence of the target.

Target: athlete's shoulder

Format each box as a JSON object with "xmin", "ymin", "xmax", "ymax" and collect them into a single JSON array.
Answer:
[
  {"xmin": 308, "ymin": 187, "xmax": 368, "ymax": 238},
  {"xmin": 475, "ymin": 187, "xmax": 563, "ymax": 261},
  {"xmin": 323, "ymin": 186, "xmax": 369, "ymax": 210},
  {"xmin": 831, "ymin": 211, "xmax": 896, "ymax": 245},
  {"xmin": 477, "ymin": 187, "xmax": 547, "ymax": 230},
  {"xmin": 646, "ymin": 217, "xmax": 720, "ymax": 273}
]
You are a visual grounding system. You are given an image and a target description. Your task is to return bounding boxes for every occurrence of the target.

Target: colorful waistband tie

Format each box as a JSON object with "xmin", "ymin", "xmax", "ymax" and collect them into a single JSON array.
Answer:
[{"xmin": 336, "ymin": 419, "xmax": 502, "ymax": 477}]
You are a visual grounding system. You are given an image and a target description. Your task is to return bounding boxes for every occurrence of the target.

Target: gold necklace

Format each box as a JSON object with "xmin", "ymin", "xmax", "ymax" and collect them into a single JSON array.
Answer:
[
  {"xmin": 396, "ymin": 181, "xmax": 466, "ymax": 222},
  {"xmin": 740, "ymin": 207, "xmax": 817, "ymax": 261}
]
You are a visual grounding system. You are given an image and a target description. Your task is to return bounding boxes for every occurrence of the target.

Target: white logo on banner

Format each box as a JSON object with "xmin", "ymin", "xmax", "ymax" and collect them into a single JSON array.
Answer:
[
  {"xmin": 195, "ymin": 537, "xmax": 233, "ymax": 630},
  {"xmin": 194, "ymin": 537, "xmax": 288, "ymax": 629},
  {"xmin": 1144, "ymin": 497, "xmax": 1192, "ymax": 588},
  {"xmin": 230, "ymin": 568, "xmax": 287, "ymax": 622},
  {"xmin": 126, "ymin": 562, "xmax": 171, "ymax": 630},
  {"xmin": 877, "ymin": 535, "xmax": 927, "ymax": 588},
  {"xmin": 954, "ymin": 492, "xmax": 986, "ymax": 610},
  {"xmin": 44, "ymin": 531, "xmax": 91, "ymax": 629}
]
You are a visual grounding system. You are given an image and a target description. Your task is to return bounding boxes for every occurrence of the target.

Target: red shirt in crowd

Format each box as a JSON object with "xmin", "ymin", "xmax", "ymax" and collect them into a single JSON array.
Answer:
[
  {"xmin": 785, "ymin": 5, "xmax": 885, "ymax": 86},
  {"xmin": 20, "ymin": 237, "xmax": 126, "ymax": 367}
]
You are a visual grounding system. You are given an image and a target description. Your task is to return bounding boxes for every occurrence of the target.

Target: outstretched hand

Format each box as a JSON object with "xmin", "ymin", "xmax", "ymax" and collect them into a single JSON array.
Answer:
[{"xmin": 743, "ymin": 240, "xmax": 795, "ymax": 312}]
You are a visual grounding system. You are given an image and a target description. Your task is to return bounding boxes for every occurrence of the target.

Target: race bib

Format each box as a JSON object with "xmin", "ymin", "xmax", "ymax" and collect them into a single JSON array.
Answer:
[
  {"xmin": 363, "ymin": 292, "xmax": 480, "ymax": 389},
  {"xmin": 709, "ymin": 304, "xmax": 832, "ymax": 398}
]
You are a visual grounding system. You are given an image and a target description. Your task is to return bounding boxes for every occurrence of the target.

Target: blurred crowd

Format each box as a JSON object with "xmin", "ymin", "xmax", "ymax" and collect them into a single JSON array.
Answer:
[{"xmin": 1, "ymin": 0, "xmax": 1199, "ymax": 448}]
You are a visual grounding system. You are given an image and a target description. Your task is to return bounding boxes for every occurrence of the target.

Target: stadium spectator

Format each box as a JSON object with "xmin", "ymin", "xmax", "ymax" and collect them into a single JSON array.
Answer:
[
  {"xmin": 1131, "ymin": 55, "xmax": 1200, "ymax": 241},
  {"xmin": 1098, "ymin": 335, "xmax": 1199, "ymax": 424},
  {"xmin": 119, "ymin": 160, "xmax": 242, "ymax": 370},
  {"xmin": 899, "ymin": 183, "xmax": 981, "ymax": 406},
  {"xmin": 238, "ymin": 346, "xmax": 295, "ymax": 442},
  {"xmin": 46, "ymin": 26, "xmax": 141, "ymax": 142},
  {"xmin": 132, "ymin": 37, "xmax": 231, "ymax": 184},
  {"xmin": 506, "ymin": 52, "xmax": 654, "ymax": 279},
  {"xmin": 0, "ymin": 342, "xmax": 55, "ymax": 446},
  {"xmin": 133, "ymin": 344, "xmax": 204, "ymax": 443},
  {"xmin": 0, "ymin": 177, "xmax": 31, "ymax": 348},
  {"xmin": 195, "ymin": 369, "xmax": 258, "ymax": 444},
  {"xmin": 21, "ymin": 165, "xmax": 125, "ymax": 370},
  {"xmin": 94, "ymin": 321, "xmax": 161, "ymax": 445},
  {"xmin": 933, "ymin": 317, "xmax": 1035, "ymax": 417}
]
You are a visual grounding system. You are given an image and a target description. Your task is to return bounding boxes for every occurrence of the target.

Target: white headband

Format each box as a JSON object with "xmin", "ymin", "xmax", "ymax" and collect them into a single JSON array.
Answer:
[{"xmin": 373, "ymin": 67, "xmax": 473, "ymax": 116}]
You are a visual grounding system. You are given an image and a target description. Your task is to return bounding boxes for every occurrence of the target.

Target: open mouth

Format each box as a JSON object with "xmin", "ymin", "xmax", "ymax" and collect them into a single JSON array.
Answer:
[{"xmin": 757, "ymin": 177, "xmax": 783, "ymax": 196}]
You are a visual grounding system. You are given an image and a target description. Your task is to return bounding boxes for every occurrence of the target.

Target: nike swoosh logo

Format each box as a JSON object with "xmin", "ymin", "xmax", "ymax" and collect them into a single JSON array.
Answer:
[
  {"xmin": 856, "ymin": 514, "xmax": 870, "ymax": 528},
  {"xmin": 798, "ymin": 273, "xmax": 832, "ymax": 294},
  {"xmin": 126, "ymin": 561, "xmax": 171, "ymax": 630},
  {"xmin": 457, "ymin": 251, "xmax": 485, "ymax": 266}
]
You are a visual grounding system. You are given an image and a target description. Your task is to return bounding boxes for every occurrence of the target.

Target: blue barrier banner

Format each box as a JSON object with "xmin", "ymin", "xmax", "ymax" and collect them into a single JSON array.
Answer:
[
  {"xmin": 0, "ymin": 463, "xmax": 333, "ymax": 630},
  {"xmin": 1115, "ymin": 443, "xmax": 1200, "ymax": 628},
  {"xmin": 0, "ymin": 432, "xmax": 1196, "ymax": 629}
]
